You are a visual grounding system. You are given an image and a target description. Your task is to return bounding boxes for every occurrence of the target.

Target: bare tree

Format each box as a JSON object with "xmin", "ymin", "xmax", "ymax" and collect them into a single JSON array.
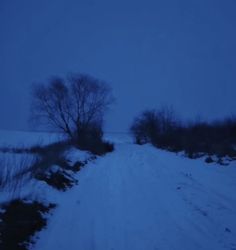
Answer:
[{"xmin": 31, "ymin": 74, "xmax": 114, "ymax": 142}]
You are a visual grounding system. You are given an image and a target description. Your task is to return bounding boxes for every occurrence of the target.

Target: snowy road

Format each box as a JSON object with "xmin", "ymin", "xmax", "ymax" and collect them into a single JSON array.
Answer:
[{"xmin": 34, "ymin": 143, "xmax": 236, "ymax": 250}]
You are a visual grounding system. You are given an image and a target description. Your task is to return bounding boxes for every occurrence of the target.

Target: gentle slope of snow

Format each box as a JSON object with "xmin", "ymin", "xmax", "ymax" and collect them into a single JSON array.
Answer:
[{"xmin": 33, "ymin": 142, "xmax": 236, "ymax": 250}]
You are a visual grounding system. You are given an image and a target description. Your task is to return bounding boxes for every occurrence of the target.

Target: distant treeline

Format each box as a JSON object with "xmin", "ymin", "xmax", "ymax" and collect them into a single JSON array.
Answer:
[{"xmin": 130, "ymin": 107, "xmax": 236, "ymax": 159}]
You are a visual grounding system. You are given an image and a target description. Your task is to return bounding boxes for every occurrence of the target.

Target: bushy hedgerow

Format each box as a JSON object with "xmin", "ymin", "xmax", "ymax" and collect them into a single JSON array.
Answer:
[{"xmin": 130, "ymin": 108, "xmax": 236, "ymax": 158}]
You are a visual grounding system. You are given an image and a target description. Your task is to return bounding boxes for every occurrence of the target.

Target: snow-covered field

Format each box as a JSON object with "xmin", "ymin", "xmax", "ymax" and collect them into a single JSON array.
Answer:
[
  {"xmin": 0, "ymin": 130, "xmax": 62, "ymax": 203},
  {"xmin": 1, "ymin": 130, "xmax": 236, "ymax": 250},
  {"xmin": 0, "ymin": 129, "xmax": 63, "ymax": 147}
]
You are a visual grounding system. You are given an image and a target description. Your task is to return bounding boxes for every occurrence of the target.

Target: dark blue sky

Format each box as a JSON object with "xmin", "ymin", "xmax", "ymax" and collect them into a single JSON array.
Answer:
[{"xmin": 0, "ymin": 0, "xmax": 236, "ymax": 132}]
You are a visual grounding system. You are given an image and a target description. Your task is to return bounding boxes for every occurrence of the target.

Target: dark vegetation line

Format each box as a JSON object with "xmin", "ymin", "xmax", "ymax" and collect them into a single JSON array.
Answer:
[
  {"xmin": 130, "ymin": 107, "xmax": 236, "ymax": 161},
  {"xmin": 0, "ymin": 138, "xmax": 114, "ymax": 193}
]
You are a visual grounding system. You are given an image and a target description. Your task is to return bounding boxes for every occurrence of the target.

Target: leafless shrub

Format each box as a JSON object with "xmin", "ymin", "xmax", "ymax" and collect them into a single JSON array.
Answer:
[
  {"xmin": 0, "ymin": 153, "xmax": 37, "ymax": 200},
  {"xmin": 130, "ymin": 107, "xmax": 180, "ymax": 149}
]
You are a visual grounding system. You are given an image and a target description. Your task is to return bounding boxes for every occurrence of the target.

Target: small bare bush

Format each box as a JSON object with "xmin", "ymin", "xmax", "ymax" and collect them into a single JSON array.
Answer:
[{"xmin": 0, "ymin": 153, "xmax": 37, "ymax": 200}]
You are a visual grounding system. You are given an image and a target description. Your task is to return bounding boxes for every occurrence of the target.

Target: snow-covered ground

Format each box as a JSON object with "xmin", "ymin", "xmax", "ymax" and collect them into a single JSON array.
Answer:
[
  {"xmin": 0, "ymin": 129, "xmax": 63, "ymax": 147},
  {"xmin": 1, "ymin": 130, "xmax": 236, "ymax": 249},
  {"xmin": 33, "ymin": 141, "xmax": 236, "ymax": 250}
]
